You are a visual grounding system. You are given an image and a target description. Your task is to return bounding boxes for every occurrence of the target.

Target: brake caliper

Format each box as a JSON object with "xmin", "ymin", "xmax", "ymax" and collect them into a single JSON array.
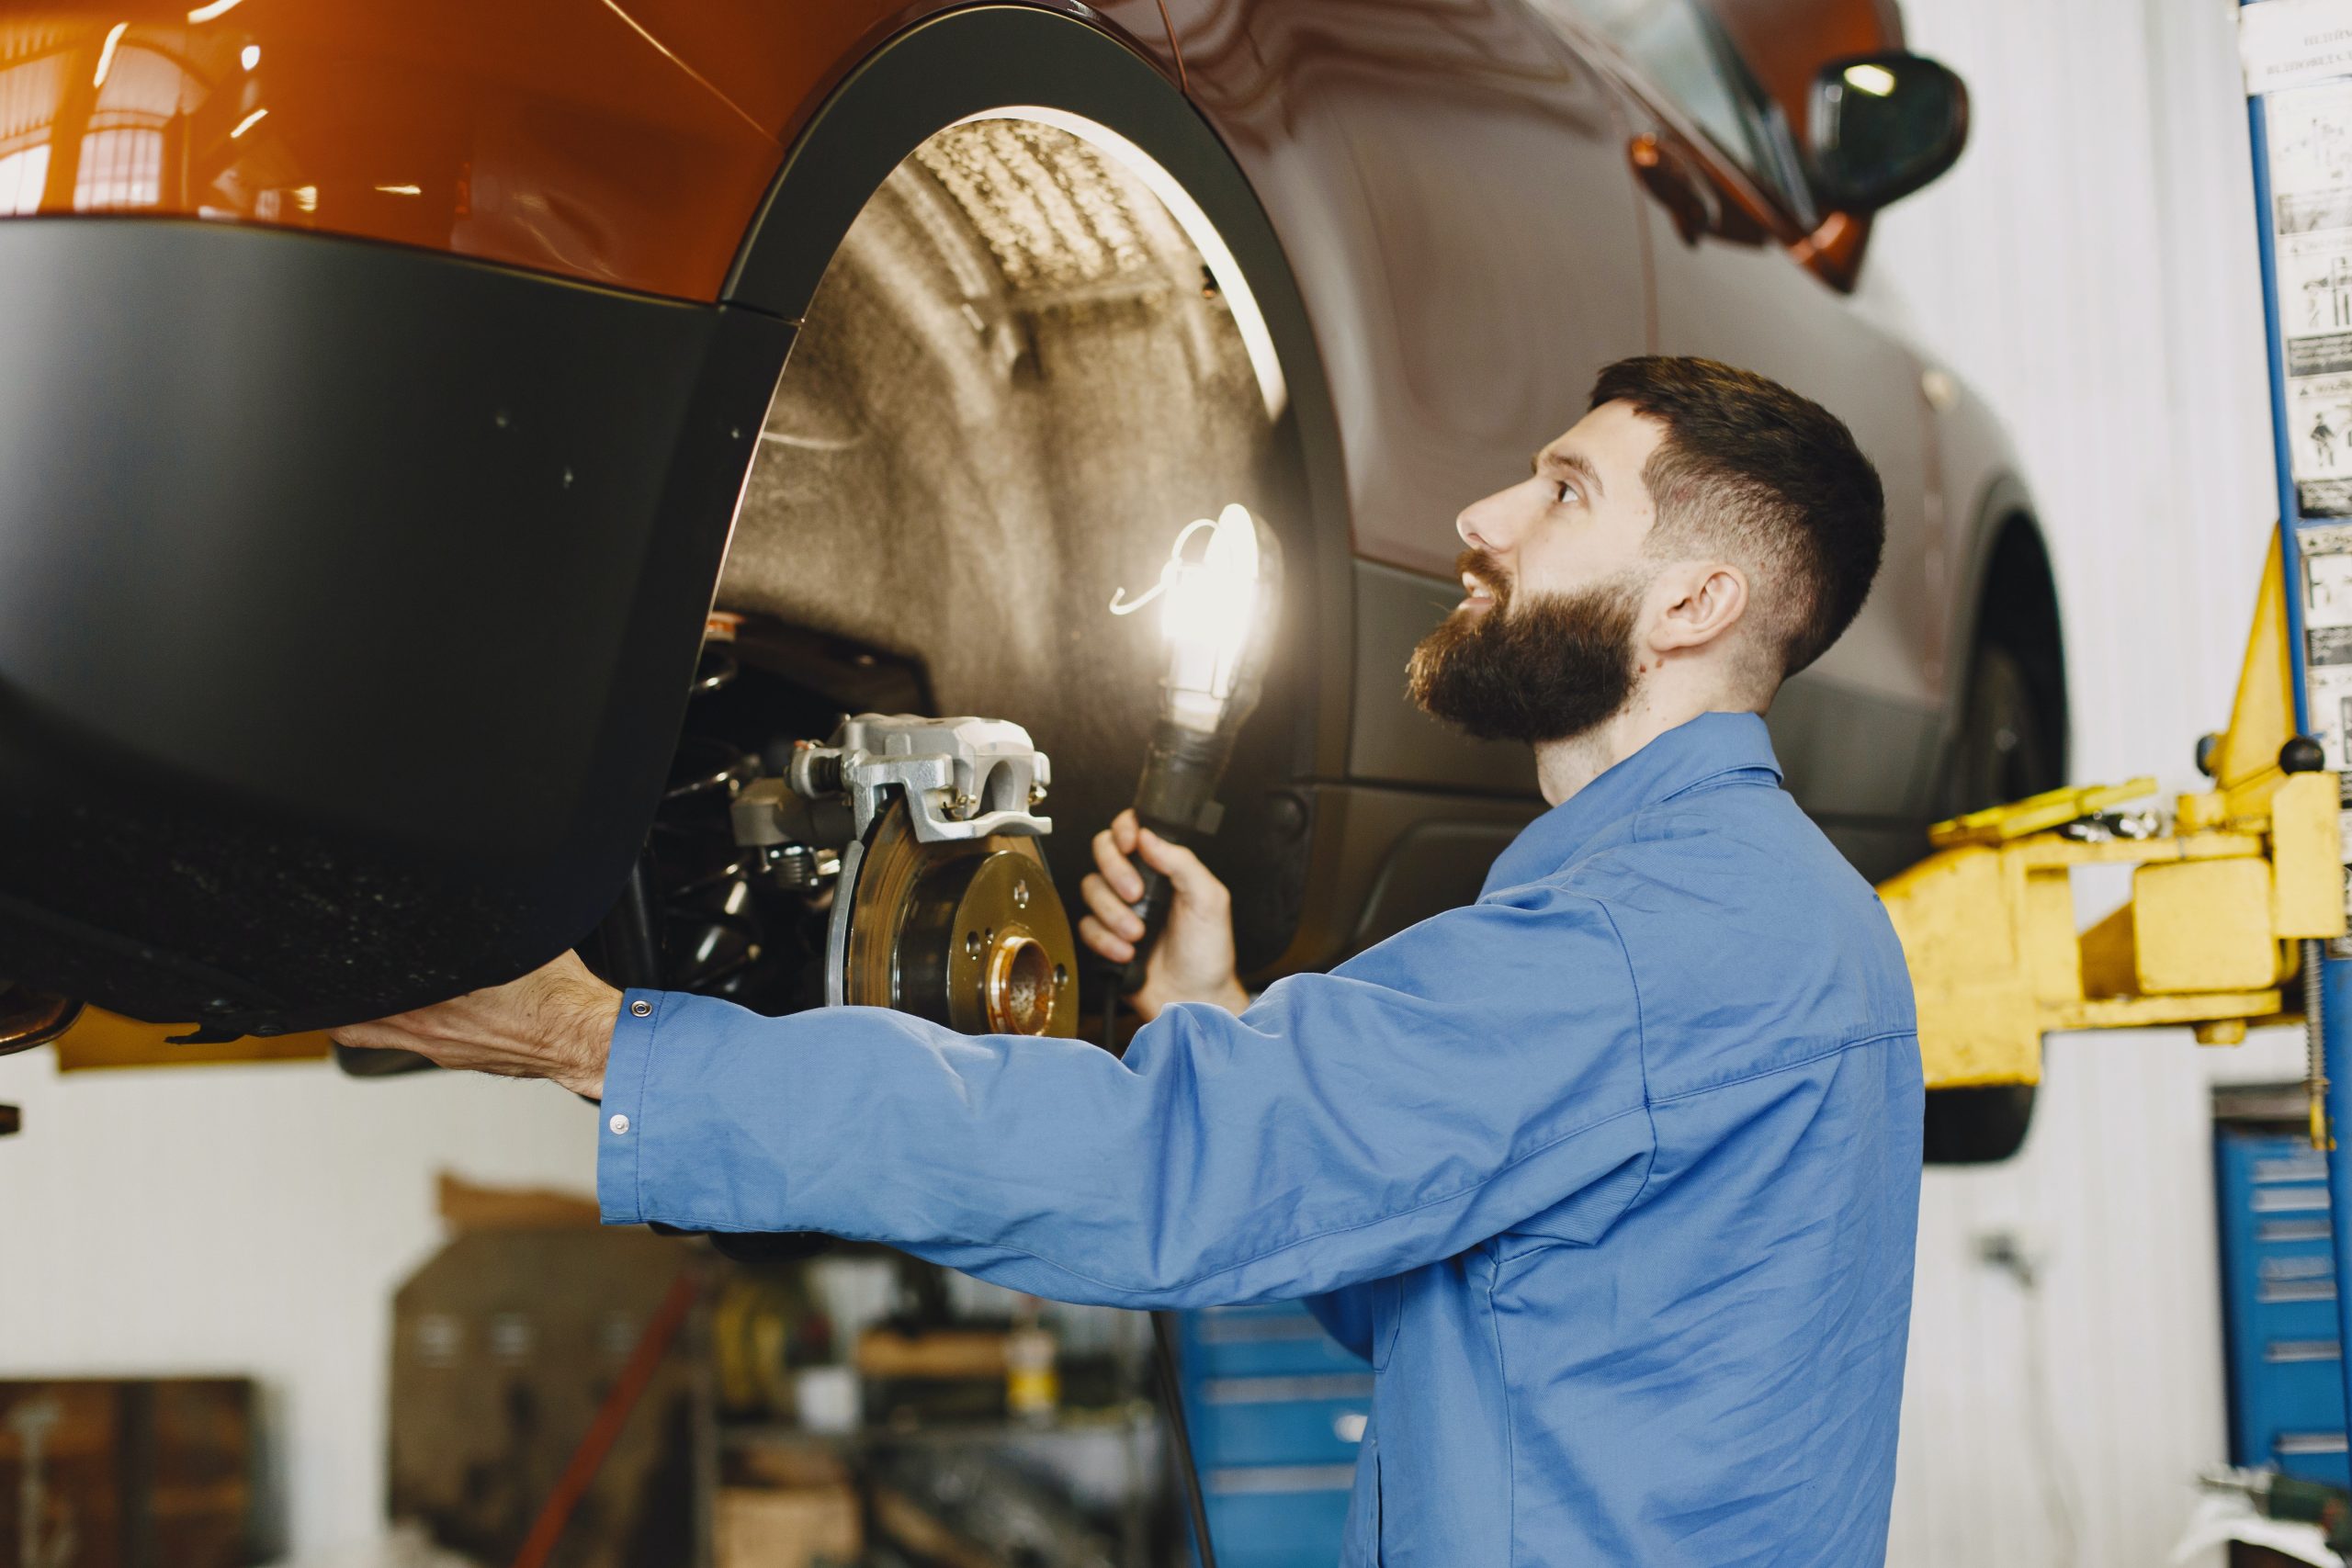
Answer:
[{"xmin": 731, "ymin": 715, "xmax": 1077, "ymax": 1036}]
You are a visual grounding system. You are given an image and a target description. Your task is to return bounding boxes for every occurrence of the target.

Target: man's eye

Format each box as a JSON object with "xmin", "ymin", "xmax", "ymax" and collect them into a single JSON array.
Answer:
[{"xmin": 1553, "ymin": 479, "xmax": 1579, "ymax": 505}]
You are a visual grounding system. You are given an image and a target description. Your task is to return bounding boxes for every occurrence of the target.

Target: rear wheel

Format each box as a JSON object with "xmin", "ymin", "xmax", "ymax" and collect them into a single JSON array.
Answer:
[{"xmin": 1923, "ymin": 640, "xmax": 2059, "ymax": 1164}]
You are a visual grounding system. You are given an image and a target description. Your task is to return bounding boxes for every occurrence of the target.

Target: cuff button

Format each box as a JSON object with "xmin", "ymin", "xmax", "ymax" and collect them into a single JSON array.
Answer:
[
  {"xmin": 609, "ymin": 1113, "xmax": 631, "ymax": 1136},
  {"xmin": 629, "ymin": 998, "xmax": 652, "ymax": 1018}
]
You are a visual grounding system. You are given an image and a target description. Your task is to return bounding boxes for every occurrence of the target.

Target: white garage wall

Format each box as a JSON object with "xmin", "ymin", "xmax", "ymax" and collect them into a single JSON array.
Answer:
[
  {"xmin": 1862, "ymin": 1, "xmax": 2313, "ymax": 1564},
  {"xmin": 0, "ymin": 1051, "xmax": 598, "ymax": 1559}
]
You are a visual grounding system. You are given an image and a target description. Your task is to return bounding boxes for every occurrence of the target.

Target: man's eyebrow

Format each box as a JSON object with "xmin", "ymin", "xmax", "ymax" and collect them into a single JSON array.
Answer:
[{"xmin": 1532, "ymin": 446, "xmax": 1605, "ymax": 497}]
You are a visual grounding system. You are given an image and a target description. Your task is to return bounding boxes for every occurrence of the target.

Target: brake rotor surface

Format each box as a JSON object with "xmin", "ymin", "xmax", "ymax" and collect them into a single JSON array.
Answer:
[{"xmin": 835, "ymin": 799, "xmax": 1078, "ymax": 1038}]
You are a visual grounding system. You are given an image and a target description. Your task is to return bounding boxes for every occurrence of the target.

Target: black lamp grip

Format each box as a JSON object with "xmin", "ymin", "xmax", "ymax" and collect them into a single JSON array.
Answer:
[{"xmin": 1115, "ymin": 854, "xmax": 1175, "ymax": 994}]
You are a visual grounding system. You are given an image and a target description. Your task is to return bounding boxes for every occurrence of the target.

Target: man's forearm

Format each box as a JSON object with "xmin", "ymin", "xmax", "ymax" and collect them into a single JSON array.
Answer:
[
  {"xmin": 599, "ymin": 987, "xmax": 1275, "ymax": 1304},
  {"xmin": 595, "ymin": 886, "xmax": 1655, "ymax": 1312}
]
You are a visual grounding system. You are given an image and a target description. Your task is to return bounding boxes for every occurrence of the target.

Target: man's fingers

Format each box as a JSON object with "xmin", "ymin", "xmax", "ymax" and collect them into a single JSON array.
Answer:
[
  {"xmin": 1077, "ymin": 913, "xmax": 1136, "ymax": 965},
  {"xmin": 1091, "ymin": 826, "xmax": 1145, "ymax": 902},
  {"xmin": 1080, "ymin": 873, "xmax": 1146, "ymax": 940},
  {"xmin": 331, "ymin": 1020, "xmax": 446, "ymax": 1063},
  {"xmin": 1136, "ymin": 829, "xmax": 1227, "ymax": 908},
  {"xmin": 1110, "ymin": 808, "xmax": 1140, "ymax": 853}
]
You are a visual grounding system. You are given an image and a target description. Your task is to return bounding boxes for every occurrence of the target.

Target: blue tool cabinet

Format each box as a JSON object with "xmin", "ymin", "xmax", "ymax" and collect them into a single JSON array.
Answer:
[
  {"xmin": 1175, "ymin": 1302, "xmax": 1368, "ymax": 1567},
  {"xmin": 2216, "ymin": 1111, "xmax": 2350, "ymax": 1483}
]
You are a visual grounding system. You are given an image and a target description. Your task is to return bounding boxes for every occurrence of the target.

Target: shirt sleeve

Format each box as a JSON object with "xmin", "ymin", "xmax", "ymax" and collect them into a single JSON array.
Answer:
[{"xmin": 597, "ymin": 881, "xmax": 1656, "ymax": 1309}]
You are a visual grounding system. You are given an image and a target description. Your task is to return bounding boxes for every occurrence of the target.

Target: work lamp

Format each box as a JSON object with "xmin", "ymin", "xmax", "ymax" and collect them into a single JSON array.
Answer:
[{"xmin": 1106, "ymin": 502, "xmax": 1283, "ymax": 994}]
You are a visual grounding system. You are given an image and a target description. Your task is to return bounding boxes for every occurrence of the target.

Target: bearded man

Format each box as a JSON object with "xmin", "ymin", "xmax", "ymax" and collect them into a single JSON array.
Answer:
[{"xmin": 338, "ymin": 355, "xmax": 1923, "ymax": 1566}]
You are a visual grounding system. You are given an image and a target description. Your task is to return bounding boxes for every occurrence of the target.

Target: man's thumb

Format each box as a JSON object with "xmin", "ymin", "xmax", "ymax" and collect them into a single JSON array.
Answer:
[{"xmin": 1136, "ymin": 828, "xmax": 1214, "ymax": 899}]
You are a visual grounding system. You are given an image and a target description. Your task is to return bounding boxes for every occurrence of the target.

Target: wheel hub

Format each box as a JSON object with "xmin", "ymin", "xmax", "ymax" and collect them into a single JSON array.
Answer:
[{"xmin": 833, "ymin": 801, "xmax": 1079, "ymax": 1037}]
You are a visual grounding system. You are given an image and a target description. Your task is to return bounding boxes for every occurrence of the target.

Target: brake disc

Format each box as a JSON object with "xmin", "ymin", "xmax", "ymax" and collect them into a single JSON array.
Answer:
[{"xmin": 829, "ymin": 798, "xmax": 1079, "ymax": 1037}]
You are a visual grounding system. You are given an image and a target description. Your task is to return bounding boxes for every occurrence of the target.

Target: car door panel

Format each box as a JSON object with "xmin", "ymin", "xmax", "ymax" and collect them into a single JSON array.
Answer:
[{"xmin": 1159, "ymin": 0, "xmax": 1653, "ymax": 581}]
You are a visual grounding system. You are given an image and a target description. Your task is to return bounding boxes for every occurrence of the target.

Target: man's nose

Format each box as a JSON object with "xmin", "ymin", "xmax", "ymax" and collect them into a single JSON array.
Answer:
[{"xmin": 1456, "ymin": 486, "xmax": 1520, "ymax": 553}]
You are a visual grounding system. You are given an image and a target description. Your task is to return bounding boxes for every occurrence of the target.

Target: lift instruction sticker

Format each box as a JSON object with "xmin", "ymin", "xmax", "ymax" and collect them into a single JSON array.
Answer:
[
  {"xmin": 2303, "ymin": 524, "xmax": 2352, "ymax": 780},
  {"xmin": 2245, "ymin": 0, "xmax": 2352, "ymax": 96},
  {"xmin": 2267, "ymin": 81, "xmax": 2352, "ymax": 515}
]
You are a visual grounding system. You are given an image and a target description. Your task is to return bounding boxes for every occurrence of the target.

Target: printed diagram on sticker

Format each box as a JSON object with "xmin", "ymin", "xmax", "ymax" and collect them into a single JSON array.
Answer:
[
  {"xmin": 2292, "ymin": 376, "xmax": 2352, "ymax": 479},
  {"xmin": 2269, "ymin": 83, "xmax": 2352, "ymax": 514},
  {"xmin": 2275, "ymin": 82, "xmax": 2352, "ymax": 191},
  {"xmin": 2290, "ymin": 244, "xmax": 2352, "ymax": 331}
]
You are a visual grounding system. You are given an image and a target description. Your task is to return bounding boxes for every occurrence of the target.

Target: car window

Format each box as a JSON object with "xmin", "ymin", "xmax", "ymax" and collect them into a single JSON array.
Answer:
[{"xmin": 1532, "ymin": 0, "xmax": 1807, "ymax": 215}]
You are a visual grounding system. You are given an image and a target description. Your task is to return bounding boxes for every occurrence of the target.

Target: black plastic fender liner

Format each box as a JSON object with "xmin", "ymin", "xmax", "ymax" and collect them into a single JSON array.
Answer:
[{"xmin": 0, "ymin": 218, "xmax": 792, "ymax": 1032}]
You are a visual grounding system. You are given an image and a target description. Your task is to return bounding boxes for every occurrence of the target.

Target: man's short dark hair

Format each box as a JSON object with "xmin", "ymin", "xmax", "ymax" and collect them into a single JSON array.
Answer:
[{"xmin": 1589, "ymin": 355, "xmax": 1884, "ymax": 679}]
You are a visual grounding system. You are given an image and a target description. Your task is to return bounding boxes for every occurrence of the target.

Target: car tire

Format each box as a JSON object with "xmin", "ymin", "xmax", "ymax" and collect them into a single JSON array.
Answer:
[{"xmin": 1923, "ymin": 642, "xmax": 2059, "ymax": 1164}]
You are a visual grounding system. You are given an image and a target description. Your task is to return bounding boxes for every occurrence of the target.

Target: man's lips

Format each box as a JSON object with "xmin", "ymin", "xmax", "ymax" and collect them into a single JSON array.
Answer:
[{"xmin": 1457, "ymin": 571, "xmax": 1498, "ymax": 614}]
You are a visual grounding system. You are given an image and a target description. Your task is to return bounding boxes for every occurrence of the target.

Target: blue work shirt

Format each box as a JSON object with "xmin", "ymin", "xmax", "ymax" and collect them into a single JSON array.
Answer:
[{"xmin": 597, "ymin": 711, "xmax": 1924, "ymax": 1565}]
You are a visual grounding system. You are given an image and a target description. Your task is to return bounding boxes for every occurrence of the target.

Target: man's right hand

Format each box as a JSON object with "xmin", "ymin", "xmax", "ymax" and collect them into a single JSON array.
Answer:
[{"xmin": 1078, "ymin": 809, "xmax": 1250, "ymax": 1022}]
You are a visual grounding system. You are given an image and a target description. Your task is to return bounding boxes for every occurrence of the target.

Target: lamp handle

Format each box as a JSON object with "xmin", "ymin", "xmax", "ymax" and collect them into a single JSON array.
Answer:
[{"xmin": 1114, "ymin": 853, "xmax": 1176, "ymax": 996}]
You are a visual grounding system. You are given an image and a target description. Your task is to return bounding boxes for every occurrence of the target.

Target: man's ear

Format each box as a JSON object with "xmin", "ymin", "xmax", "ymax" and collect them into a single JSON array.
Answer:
[{"xmin": 1645, "ymin": 561, "xmax": 1749, "ymax": 654}]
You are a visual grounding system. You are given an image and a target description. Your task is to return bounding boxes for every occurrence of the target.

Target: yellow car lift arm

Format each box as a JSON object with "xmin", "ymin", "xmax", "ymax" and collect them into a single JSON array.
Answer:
[{"xmin": 1883, "ymin": 535, "xmax": 2346, "ymax": 1142}]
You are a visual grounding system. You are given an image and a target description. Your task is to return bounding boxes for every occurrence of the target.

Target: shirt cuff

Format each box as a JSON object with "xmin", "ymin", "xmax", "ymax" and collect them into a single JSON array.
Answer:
[{"xmin": 596, "ymin": 987, "xmax": 665, "ymax": 1224}]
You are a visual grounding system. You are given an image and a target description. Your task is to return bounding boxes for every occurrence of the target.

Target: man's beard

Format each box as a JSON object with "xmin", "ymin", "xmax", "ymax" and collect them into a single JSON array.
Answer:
[{"xmin": 1407, "ymin": 551, "xmax": 1644, "ymax": 745}]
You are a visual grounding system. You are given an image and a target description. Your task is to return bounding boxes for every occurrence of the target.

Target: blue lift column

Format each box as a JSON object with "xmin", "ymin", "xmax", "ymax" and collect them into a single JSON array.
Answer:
[{"xmin": 2243, "ymin": 0, "xmax": 2352, "ymax": 1436}]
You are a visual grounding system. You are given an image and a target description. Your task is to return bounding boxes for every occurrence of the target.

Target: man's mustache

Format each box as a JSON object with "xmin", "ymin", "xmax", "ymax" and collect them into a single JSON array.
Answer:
[{"xmin": 1453, "ymin": 547, "xmax": 1513, "ymax": 613}]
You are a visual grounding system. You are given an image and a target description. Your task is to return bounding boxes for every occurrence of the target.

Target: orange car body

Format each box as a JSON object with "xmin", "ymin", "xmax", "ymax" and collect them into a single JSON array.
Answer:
[{"xmin": 0, "ymin": 2, "xmax": 1179, "ymax": 299}]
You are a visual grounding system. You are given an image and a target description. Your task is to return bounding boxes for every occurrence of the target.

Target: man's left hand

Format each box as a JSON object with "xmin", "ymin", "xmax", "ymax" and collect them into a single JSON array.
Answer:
[{"xmin": 331, "ymin": 951, "xmax": 622, "ymax": 1100}]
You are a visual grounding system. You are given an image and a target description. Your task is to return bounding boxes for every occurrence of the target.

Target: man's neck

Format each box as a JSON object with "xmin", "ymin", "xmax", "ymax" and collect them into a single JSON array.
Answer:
[{"xmin": 1532, "ymin": 689, "xmax": 1765, "ymax": 807}]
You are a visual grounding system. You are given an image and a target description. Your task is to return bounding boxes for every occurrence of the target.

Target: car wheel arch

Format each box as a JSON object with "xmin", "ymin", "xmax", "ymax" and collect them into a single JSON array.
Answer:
[
  {"xmin": 1919, "ymin": 479, "xmax": 2066, "ymax": 1166},
  {"xmin": 711, "ymin": 4, "xmax": 1358, "ymax": 783}
]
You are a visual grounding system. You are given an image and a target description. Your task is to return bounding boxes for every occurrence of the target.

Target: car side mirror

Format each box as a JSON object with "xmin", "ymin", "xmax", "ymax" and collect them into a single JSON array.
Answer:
[{"xmin": 1807, "ymin": 52, "xmax": 1970, "ymax": 214}]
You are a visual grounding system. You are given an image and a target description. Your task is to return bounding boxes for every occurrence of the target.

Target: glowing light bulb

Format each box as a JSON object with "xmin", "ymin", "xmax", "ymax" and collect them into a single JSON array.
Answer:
[
  {"xmin": 1842, "ymin": 62, "xmax": 1897, "ymax": 97},
  {"xmin": 1111, "ymin": 503, "xmax": 1267, "ymax": 731}
]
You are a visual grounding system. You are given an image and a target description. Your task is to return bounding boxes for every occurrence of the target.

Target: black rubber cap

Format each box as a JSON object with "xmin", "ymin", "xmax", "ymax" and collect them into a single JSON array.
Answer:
[
  {"xmin": 2282, "ymin": 736, "xmax": 2327, "ymax": 773},
  {"xmin": 2195, "ymin": 732, "xmax": 2221, "ymax": 778}
]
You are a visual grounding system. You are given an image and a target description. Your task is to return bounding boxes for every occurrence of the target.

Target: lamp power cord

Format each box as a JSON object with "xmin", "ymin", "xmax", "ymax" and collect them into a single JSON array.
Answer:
[{"xmin": 1102, "ymin": 978, "xmax": 1221, "ymax": 1568}]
